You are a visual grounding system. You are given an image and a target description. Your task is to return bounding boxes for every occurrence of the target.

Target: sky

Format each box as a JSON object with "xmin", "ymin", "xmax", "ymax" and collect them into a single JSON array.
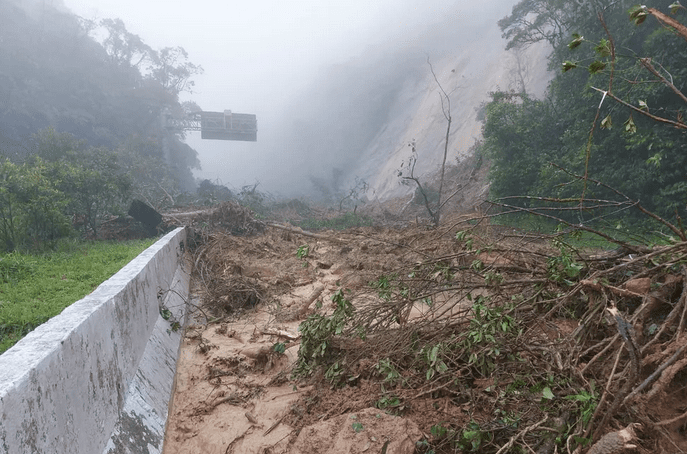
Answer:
[{"xmin": 59, "ymin": 0, "xmax": 516, "ymax": 195}]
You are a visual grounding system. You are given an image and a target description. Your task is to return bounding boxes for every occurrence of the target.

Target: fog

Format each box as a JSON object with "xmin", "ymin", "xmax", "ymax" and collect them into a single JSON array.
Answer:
[{"xmin": 61, "ymin": 0, "xmax": 520, "ymax": 197}]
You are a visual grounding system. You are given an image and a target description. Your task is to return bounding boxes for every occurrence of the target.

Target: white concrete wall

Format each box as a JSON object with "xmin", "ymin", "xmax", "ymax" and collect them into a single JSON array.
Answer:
[{"xmin": 0, "ymin": 227, "xmax": 190, "ymax": 454}]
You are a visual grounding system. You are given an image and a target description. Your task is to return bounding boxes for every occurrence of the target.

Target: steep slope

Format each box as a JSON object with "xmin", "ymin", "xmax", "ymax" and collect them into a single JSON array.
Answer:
[
  {"xmin": 270, "ymin": 9, "xmax": 552, "ymax": 203},
  {"xmin": 0, "ymin": 0, "xmax": 202, "ymax": 193},
  {"xmin": 355, "ymin": 25, "xmax": 552, "ymax": 201}
]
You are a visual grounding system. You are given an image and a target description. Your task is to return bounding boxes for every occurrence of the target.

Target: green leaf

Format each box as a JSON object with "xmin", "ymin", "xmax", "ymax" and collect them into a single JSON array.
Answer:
[
  {"xmin": 463, "ymin": 429, "xmax": 481, "ymax": 442},
  {"xmin": 647, "ymin": 152, "xmax": 662, "ymax": 167},
  {"xmin": 431, "ymin": 424, "xmax": 448, "ymax": 438},
  {"xmin": 624, "ymin": 115, "xmax": 637, "ymax": 134},
  {"xmin": 594, "ymin": 39, "xmax": 612, "ymax": 57},
  {"xmin": 588, "ymin": 60, "xmax": 607, "ymax": 74},
  {"xmin": 629, "ymin": 5, "xmax": 648, "ymax": 24},
  {"xmin": 600, "ymin": 115, "xmax": 612, "ymax": 129},
  {"xmin": 542, "ymin": 387, "xmax": 555, "ymax": 400},
  {"xmin": 562, "ymin": 61, "xmax": 578, "ymax": 72},
  {"xmin": 669, "ymin": 1, "xmax": 683, "ymax": 14},
  {"xmin": 429, "ymin": 345, "xmax": 439, "ymax": 363},
  {"xmin": 568, "ymin": 33, "xmax": 584, "ymax": 50},
  {"xmin": 638, "ymin": 100, "xmax": 649, "ymax": 111},
  {"xmin": 566, "ymin": 262, "xmax": 583, "ymax": 278}
]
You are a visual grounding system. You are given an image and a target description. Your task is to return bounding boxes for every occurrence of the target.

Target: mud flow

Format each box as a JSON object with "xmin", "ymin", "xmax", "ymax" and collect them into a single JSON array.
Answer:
[{"xmin": 162, "ymin": 203, "xmax": 687, "ymax": 454}]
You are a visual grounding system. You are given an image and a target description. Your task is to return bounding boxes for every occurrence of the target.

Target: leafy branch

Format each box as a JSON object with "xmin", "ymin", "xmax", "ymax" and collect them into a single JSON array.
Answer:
[{"xmin": 566, "ymin": 5, "xmax": 687, "ymax": 207}]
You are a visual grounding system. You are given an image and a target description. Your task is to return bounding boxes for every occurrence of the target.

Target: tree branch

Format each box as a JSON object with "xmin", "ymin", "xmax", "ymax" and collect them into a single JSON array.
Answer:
[
  {"xmin": 427, "ymin": 57, "xmax": 452, "ymax": 226},
  {"xmin": 639, "ymin": 58, "xmax": 687, "ymax": 104},
  {"xmin": 648, "ymin": 7, "xmax": 687, "ymax": 40},
  {"xmin": 591, "ymin": 87, "xmax": 687, "ymax": 130}
]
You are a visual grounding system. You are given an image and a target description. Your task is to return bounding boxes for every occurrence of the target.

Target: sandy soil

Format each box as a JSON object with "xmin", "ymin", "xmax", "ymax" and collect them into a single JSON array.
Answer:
[{"xmin": 163, "ymin": 225, "xmax": 435, "ymax": 454}]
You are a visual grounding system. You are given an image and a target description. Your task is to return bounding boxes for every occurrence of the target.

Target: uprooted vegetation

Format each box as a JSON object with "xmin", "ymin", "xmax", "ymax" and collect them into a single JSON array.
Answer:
[
  {"xmin": 284, "ymin": 222, "xmax": 686, "ymax": 453},
  {"xmin": 172, "ymin": 196, "xmax": 687, "ymax": 454}
]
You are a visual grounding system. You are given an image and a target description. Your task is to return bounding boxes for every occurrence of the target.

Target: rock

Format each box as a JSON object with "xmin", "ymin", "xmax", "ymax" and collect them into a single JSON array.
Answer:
[
  {"xmin": 128, "ymin": 199, "xmax": 162, "ymax": 237},
  {"xmin": 291, "ymin": 407, "xmax": 421, "ymax": 454},
  {"xmin": 588, "ymin": 423, "xmax": 641, "ymax": 454},
  {"xmin": 624, "ymin": 278, "xmax": 651, "ymax": 295}
]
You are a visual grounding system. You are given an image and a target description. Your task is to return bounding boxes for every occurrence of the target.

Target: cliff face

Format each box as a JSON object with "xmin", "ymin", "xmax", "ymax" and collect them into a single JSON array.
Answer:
[
  {"xmin": 271, "ymin": 12, "xmax": 552, "ymax": 203},
  {"xmin": 353, "ymin": 27, "xmax": 552, "ymax": 201}
]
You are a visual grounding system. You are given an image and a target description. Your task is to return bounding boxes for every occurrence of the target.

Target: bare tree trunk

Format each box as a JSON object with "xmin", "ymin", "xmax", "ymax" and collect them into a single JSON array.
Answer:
[{"xmin": 428, "ymin": 57, "xmax": 452, "ymax": 227}]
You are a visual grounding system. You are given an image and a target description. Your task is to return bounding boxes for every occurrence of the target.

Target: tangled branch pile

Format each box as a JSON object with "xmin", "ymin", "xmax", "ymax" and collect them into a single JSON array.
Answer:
[
  {"xmin": 292, "ymin": 218, "xmax": 687, "ymax": 453},
  {"xmin": 177, "ymin": 202, "xmax": 270, "ymax": 320},
  {"xmin": 163, "ymin": 200, "xmax": 265, "ymax": 236}
]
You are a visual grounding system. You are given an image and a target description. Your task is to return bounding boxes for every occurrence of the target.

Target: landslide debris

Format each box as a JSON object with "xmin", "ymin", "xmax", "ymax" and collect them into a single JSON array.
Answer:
[{"xmin": 163, "ymin": 205, "xmax": 687, "ymax": 454}]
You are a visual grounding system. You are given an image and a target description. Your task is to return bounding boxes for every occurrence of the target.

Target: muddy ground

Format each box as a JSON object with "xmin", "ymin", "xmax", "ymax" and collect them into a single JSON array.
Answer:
[
  {"xmin": 156, "ymin": 196, "xmax": 687, "ymax": 454},
  {"xmin": 161, "ymin": 218, "xmax": 451, "ymax": 454}
]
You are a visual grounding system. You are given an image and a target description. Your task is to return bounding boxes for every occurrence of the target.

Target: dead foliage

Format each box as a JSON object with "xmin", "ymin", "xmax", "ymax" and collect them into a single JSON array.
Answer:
[
  {"xmin": 192, "ymin": 232, "xmax": 269, "ymax": 319},
  {"xmin": 289, "ymin": 215, "xmax": 687, "ymax": 454},
  {"xmin": 204, "ymin": 274, "xmax": 266, "ymax": 318},
  {"xmin": 93, "ymin": 216, "xmax": 150, "ymax": 240},
  {"xmin": 176, "ymin": 193, "xmax": 687, "ymax": 453},
  {"xmin": 163, "ymin": 200, "xmax": 265, "ymax": 236}
]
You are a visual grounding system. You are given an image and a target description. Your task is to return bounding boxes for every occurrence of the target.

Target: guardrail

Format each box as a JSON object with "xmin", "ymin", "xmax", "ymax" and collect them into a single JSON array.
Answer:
[{"xmin": 0, "ymin": 227, "xmax": 190, "ymax": 454}]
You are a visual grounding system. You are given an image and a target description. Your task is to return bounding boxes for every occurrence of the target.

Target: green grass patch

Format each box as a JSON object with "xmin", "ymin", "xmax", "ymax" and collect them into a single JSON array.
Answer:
[
  {"xmin": 0, "ymin": 238, "xmax": 156, "ymax": 354},
  {"xmin": 295, "ymin": 213, "xmax": 373, "ymax": 231},
  {"xmin": 490, "ymin": 212, "xmax": 674, "ymax": 250}
]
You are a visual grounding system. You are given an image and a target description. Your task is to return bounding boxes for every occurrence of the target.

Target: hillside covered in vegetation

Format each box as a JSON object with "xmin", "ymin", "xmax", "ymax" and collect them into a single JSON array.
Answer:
[
  {"xmin": 482, "ymin": 0, "xmax": 687, "ymax": 229},
  {"xmin": 0, "ymin": 0, "xmax": 204, "ymax": 250}
]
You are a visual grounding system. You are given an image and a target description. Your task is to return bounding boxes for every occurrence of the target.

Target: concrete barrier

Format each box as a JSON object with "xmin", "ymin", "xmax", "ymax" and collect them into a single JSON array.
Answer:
[{"xmin": 0, "ymin": 227, "xmax": 190, "ymax": 454}]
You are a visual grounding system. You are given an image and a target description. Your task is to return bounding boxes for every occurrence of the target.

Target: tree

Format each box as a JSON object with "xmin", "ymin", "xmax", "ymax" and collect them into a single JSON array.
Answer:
[
  {"xmin": 116, "ymin": 136, "xmax": 181, "ymax": 209},
  {"xmin": 58, "ymin": 147, "xmax": 131, "ymax": 236},
  {"xmin": 31, "ymin": 129, "xmax": 131, "ymax": 237},
  {"xmin": 148, "ymin": 46, "xmax": 203, "ymax": 96},
  {"xmin": 0, "ymin": 159, "xmax": 22, "ymax": 251},
  {"xmin": 100, "ymin": 18, "xmax": 153, "ymax": 70},
  {"xmin": 564, "ymin": 3, "xmax": 687, "ymax": 214},
  {"xmin": 484, "ymin": 0, "xmax": 687, "ymax": 224},
  {"xmin": 0, "ymin": 2, "xmax": 204, "ymax": 206},
  {"xmin": 498, "ymin": 0, "xmax": 582, "ymax": 51},
  {"xmin": 30, "ymin": 127, "xmax": 86, "ymax": 161},
  {"xmin": 20, "ymin": 159, "xmax": 72, "ymax": 246},
  {"xmin": 481, "ymin": 91, "xmax": 566, "ymax": 201},
  {"xmin": 398, "ymin": 58, "xmax": 453, "ymax": 226},
  {"xmin": 0, "ymin": 157, "xmax": 71, "ymax": 251}
]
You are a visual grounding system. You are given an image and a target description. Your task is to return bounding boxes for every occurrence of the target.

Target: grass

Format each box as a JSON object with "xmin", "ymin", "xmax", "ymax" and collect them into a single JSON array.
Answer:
[
  {"xmin": 489, "ymin": 211, "xmax": 675, "ymax": 250},
  {"xmin": 295, "ymin": 212, "xmax": 373, "ymax": 231},
  {"xmin": 0, "ymin": 238, "xmax": 156, "ymax": 354}
]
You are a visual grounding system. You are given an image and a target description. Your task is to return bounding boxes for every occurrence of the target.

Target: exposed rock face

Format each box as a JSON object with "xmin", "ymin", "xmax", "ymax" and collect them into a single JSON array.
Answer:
[
  {"xmin": 356, "ymin": 36, "xmax": 552, "ymax": 201},
  {"xmin": 238, "ymin": 9, "xmax": 553, "ymax": 201}
]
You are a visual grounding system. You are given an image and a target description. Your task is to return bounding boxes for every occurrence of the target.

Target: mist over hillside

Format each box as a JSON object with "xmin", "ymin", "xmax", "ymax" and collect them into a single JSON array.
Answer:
[
  {"xmin": 1, "ymin": 0, "xmax": 551, "ymax": 204},
  {"xmin": 0, "ymin": 0, "xmax": 203, "ymax": 192},
  {"xmin": 228, "ymin": 2, "xmax": 552, "ymax": 200}
]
